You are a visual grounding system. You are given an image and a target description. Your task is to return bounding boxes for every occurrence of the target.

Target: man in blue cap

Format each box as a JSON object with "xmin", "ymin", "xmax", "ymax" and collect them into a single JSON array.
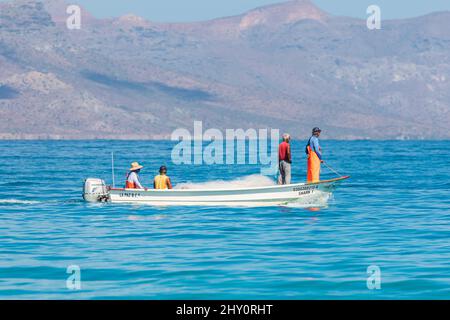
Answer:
[{"xmin": 305, "ymin": 127, "xmax": 323, "ymax": 182}]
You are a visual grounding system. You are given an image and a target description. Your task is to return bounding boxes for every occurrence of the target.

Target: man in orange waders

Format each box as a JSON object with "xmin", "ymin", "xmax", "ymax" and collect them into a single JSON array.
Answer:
[{"xmin": 305, "ymin": 127, "xmax": 323, "ymax": 183}]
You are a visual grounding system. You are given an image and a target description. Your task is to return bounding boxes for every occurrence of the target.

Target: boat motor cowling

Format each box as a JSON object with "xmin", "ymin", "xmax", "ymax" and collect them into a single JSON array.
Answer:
[{"xmin": 83, "ymin": 178, "xmax": 109, "ymax": 202}]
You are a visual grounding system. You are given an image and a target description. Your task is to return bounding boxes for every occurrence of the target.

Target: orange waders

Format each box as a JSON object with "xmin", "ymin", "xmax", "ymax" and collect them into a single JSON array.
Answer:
[{"xmin": 307, "ymin": 145, "xmax": 321, "ymax": 183}]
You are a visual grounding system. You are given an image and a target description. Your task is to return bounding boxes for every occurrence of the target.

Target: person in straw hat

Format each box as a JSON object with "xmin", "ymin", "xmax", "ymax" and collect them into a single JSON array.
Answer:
[{"xmin": 125, "ymin": 162, "xmax": 144, "ymax": 189}]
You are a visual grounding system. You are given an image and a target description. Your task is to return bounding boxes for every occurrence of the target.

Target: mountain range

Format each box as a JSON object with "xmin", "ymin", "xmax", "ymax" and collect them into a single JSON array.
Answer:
[{"xmin": 0, "ymin": 0, "xmax": 449, "ymax": 139}]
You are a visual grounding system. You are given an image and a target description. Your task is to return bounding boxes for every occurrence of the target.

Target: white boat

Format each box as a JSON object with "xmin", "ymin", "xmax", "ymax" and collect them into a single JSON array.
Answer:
[{"xmin": 83, "ymin": 176, "xmax": 350, "ymax": 207}]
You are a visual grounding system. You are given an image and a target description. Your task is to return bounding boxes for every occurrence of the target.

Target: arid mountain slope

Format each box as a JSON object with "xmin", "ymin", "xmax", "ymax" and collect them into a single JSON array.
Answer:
[{"xmin": 0, "ymin": 0, "xmax": 449, "ymax": 139}]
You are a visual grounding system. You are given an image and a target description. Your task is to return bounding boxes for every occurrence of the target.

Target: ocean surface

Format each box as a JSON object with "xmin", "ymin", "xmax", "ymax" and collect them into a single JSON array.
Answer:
[{"xmin": 0, "ymin": 140, "xmax": 449, "ymax": 299}]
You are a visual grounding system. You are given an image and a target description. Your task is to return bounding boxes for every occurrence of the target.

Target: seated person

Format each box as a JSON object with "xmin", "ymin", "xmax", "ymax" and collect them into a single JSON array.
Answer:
[
  {"xmin": 125, "ymin": 162, "xmax": 144, "ymax": 189},
  {"xmin": 153, "ymin": 166, "xmax": 173, "ymax": 190}
]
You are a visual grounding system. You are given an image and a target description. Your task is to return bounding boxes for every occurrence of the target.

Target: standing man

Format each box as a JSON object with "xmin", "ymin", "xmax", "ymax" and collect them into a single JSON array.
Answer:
[
  {"xmin": 278, "ymin": 133, "xmax": 292, "ymax": 185},
  {"xmin": 305, "ymin": 127, "xmax": 323, "ymax": 183}
]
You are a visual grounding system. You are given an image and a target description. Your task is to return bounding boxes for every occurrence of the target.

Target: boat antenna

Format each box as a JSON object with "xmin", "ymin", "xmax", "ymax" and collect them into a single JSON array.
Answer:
[
  {"xmin": 111, "ymin": 151, "xmax": 116, "ymax": 188},
  {"xmin": 323, "ymin": 161, "xmax": 342, "ymax": 177}
]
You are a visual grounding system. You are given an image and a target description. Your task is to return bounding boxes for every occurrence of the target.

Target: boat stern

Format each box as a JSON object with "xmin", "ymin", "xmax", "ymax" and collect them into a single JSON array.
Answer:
[{"xmin": 83, "ymin": 178, "xmax": 110, "ymax": 202}]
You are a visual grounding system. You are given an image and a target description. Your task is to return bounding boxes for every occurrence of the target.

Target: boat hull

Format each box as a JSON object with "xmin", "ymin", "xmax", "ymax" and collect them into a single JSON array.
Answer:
[{"xmin": 106, "ymin": 176, "xmax": 349, "ymax": 207}]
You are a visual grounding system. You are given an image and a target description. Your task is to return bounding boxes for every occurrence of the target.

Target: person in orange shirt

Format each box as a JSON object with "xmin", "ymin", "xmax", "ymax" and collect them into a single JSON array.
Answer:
[
  {"xmin": 125, "ymin": 162, "xmax": 144, "ymax": 189},
  {"xmin": 305, "ymin": 127, "xmax": 324, "ymax": 183},
  {"xmin": 153, "ymin": 166, "xmax": 173, "ymax": 190}
]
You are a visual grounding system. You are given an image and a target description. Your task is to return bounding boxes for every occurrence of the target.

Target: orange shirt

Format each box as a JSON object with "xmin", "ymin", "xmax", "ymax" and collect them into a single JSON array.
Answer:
[{"xmin": 154, "ymin": 174, "xmax": 169, "ymax": 189}]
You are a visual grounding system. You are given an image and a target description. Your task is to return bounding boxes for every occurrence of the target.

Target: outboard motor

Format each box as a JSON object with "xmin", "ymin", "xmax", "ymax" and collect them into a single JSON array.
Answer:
[{"xmin": 83, "ymin": 178, "xmax": 110, "ymax": 202}]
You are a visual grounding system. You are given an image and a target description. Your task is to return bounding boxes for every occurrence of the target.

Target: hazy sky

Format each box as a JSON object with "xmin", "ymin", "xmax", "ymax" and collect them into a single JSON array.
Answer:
[{"xmin": 4, "ymin": 0, "xmax": 450, "ymax": 22}]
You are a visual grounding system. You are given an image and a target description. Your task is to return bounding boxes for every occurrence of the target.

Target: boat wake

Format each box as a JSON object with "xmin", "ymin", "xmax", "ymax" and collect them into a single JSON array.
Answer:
[
  {"xmin": 0, "ymin": 199, "xmax": 83, "ymax": 205},
  {"xmin": 0, "ymin": 199, "xmax": 40, "ymax": 205},
  {"xmin": 174, "ymin": 174, "xmax": 276, "ymax": 190},
  {"xmin": 284, "ymin": 191, "xmax": 332, "ymax": 208}
]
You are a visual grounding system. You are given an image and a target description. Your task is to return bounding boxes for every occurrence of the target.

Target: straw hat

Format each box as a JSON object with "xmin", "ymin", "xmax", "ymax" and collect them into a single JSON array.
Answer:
[{"xmin": 129, "ymin": 162, "xmax": 143, "ymax": 171}]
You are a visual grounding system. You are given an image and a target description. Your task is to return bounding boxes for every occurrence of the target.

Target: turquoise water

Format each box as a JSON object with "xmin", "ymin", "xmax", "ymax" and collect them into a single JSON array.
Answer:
[{"xmin": 0, "ymin": 140, "xmax": 449, "ymax": 299}]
